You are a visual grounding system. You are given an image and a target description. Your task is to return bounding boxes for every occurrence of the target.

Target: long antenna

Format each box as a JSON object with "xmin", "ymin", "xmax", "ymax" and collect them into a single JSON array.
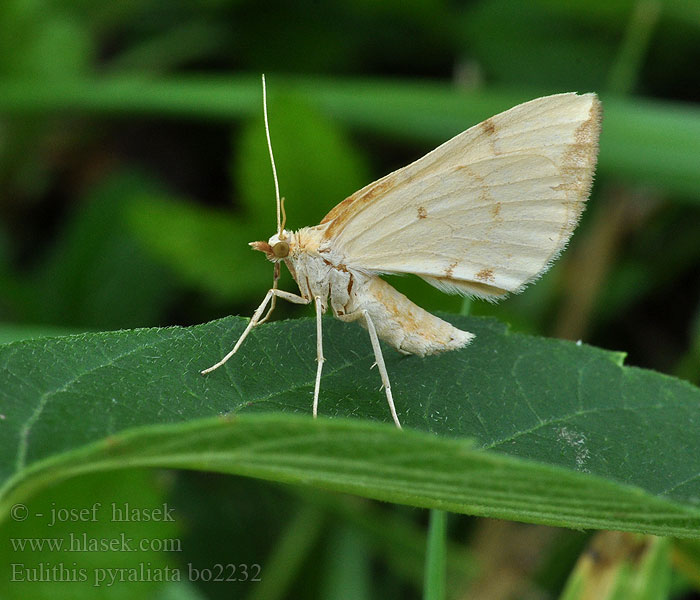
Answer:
[{"xmin": 261, "ymin": 74, "xmax": 283, "ymax": 237}]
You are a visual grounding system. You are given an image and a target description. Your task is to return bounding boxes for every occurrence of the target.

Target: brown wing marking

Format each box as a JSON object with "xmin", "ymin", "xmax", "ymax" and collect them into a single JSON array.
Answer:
[{"xmin": 320, "ymin": 171, "xmax": 400, "ymax": 240}]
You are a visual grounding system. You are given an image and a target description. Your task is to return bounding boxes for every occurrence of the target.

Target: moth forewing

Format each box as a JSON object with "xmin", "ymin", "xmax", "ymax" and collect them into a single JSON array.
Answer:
[
  {"xmin": 203, "ymin": 89, "xmax": 601, "ymax": 430},
  {"xmin": 322, "ymin": 93, "xmax": 601, "ymax": 299}
]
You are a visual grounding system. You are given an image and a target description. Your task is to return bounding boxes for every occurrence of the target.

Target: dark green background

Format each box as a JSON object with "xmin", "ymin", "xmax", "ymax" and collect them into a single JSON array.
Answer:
[{"xmin": 1, "ymin": 1, "xmax": 699, "ymax": 598}]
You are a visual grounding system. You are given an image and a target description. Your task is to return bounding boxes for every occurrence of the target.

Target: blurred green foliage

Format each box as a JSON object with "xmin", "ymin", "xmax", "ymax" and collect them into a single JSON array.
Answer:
[{"xmin": 1, "ymin": 0, "xmax": 699, "ymax": 598}]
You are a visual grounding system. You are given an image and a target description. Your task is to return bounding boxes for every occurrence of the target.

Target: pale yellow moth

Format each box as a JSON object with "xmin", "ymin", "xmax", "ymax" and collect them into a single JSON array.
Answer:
[{"xmin": 202, "ymin": 76, "xmax": 602, "ymax": 429}]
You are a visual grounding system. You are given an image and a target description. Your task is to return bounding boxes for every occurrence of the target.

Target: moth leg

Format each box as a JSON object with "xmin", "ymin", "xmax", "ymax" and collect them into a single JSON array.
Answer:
[
  {"xmin": 312, "ymin": 296, "xmax": 325, "ymax": 419},
  {"xmin": 362, "ymin": 310, "xmax": 402, "ymax": 429},
  {"xmin": 258, "ymin": 262, "xmax": 280, "ymax": 325},
  {"xmin": 201, "ymin": 288, "xmax": 310, "ymax": 375}
]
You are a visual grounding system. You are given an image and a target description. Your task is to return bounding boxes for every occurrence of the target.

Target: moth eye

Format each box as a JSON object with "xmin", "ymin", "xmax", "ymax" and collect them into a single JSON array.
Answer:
[{"xmin": 272, "ymin": 241, "xmax": 290, "ymax": 258}]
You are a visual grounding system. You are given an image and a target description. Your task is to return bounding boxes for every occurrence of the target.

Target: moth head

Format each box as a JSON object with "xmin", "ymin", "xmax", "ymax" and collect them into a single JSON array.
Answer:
[{"xmin": 250, "ymin": 231, "xmax": 291, "ymax": 262}]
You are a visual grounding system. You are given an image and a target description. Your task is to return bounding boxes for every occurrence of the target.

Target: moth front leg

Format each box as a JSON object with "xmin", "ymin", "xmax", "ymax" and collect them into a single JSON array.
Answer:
[
  {"xmin": 201, "ymin": 288, "xmax": 310, "ymax": 375},
  {"xmin": 258, "ymin": 261, "xmax": 281, "ymax": 325}
]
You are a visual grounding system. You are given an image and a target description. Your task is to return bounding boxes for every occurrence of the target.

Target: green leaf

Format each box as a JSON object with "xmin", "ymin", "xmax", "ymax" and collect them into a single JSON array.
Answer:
[{"xmin": 1, "ymin": 316, "xmax": 700, "ymax": 538}]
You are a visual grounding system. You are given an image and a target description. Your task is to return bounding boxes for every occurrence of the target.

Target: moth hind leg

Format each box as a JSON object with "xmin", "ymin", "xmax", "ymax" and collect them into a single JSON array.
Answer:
[
  {"xmin": 362, "ymin": 309, "xmax": 402, "ymax": 429},
  {"xmin": 312, "ymin": 296, "xmax": 325, "ymax": 419}
]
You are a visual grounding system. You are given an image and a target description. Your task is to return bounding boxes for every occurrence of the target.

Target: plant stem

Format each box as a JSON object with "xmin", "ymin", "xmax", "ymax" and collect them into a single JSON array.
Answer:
[{"xmin": 423, "ymin": 509, "xmax": 447, "ymax": 600}]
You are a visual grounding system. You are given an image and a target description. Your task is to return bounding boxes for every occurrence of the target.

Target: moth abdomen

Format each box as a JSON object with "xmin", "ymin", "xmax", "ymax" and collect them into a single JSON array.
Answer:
[{"xmin": 352, "ymin": 276, "xmax": 474, "ymax": 357}]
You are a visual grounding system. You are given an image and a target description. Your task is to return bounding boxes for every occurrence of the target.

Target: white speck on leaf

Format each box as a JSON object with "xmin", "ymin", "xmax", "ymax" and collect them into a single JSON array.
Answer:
[{"xmin": 558, "ymin": 427, "xmax": 590, "ymax": 472}]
